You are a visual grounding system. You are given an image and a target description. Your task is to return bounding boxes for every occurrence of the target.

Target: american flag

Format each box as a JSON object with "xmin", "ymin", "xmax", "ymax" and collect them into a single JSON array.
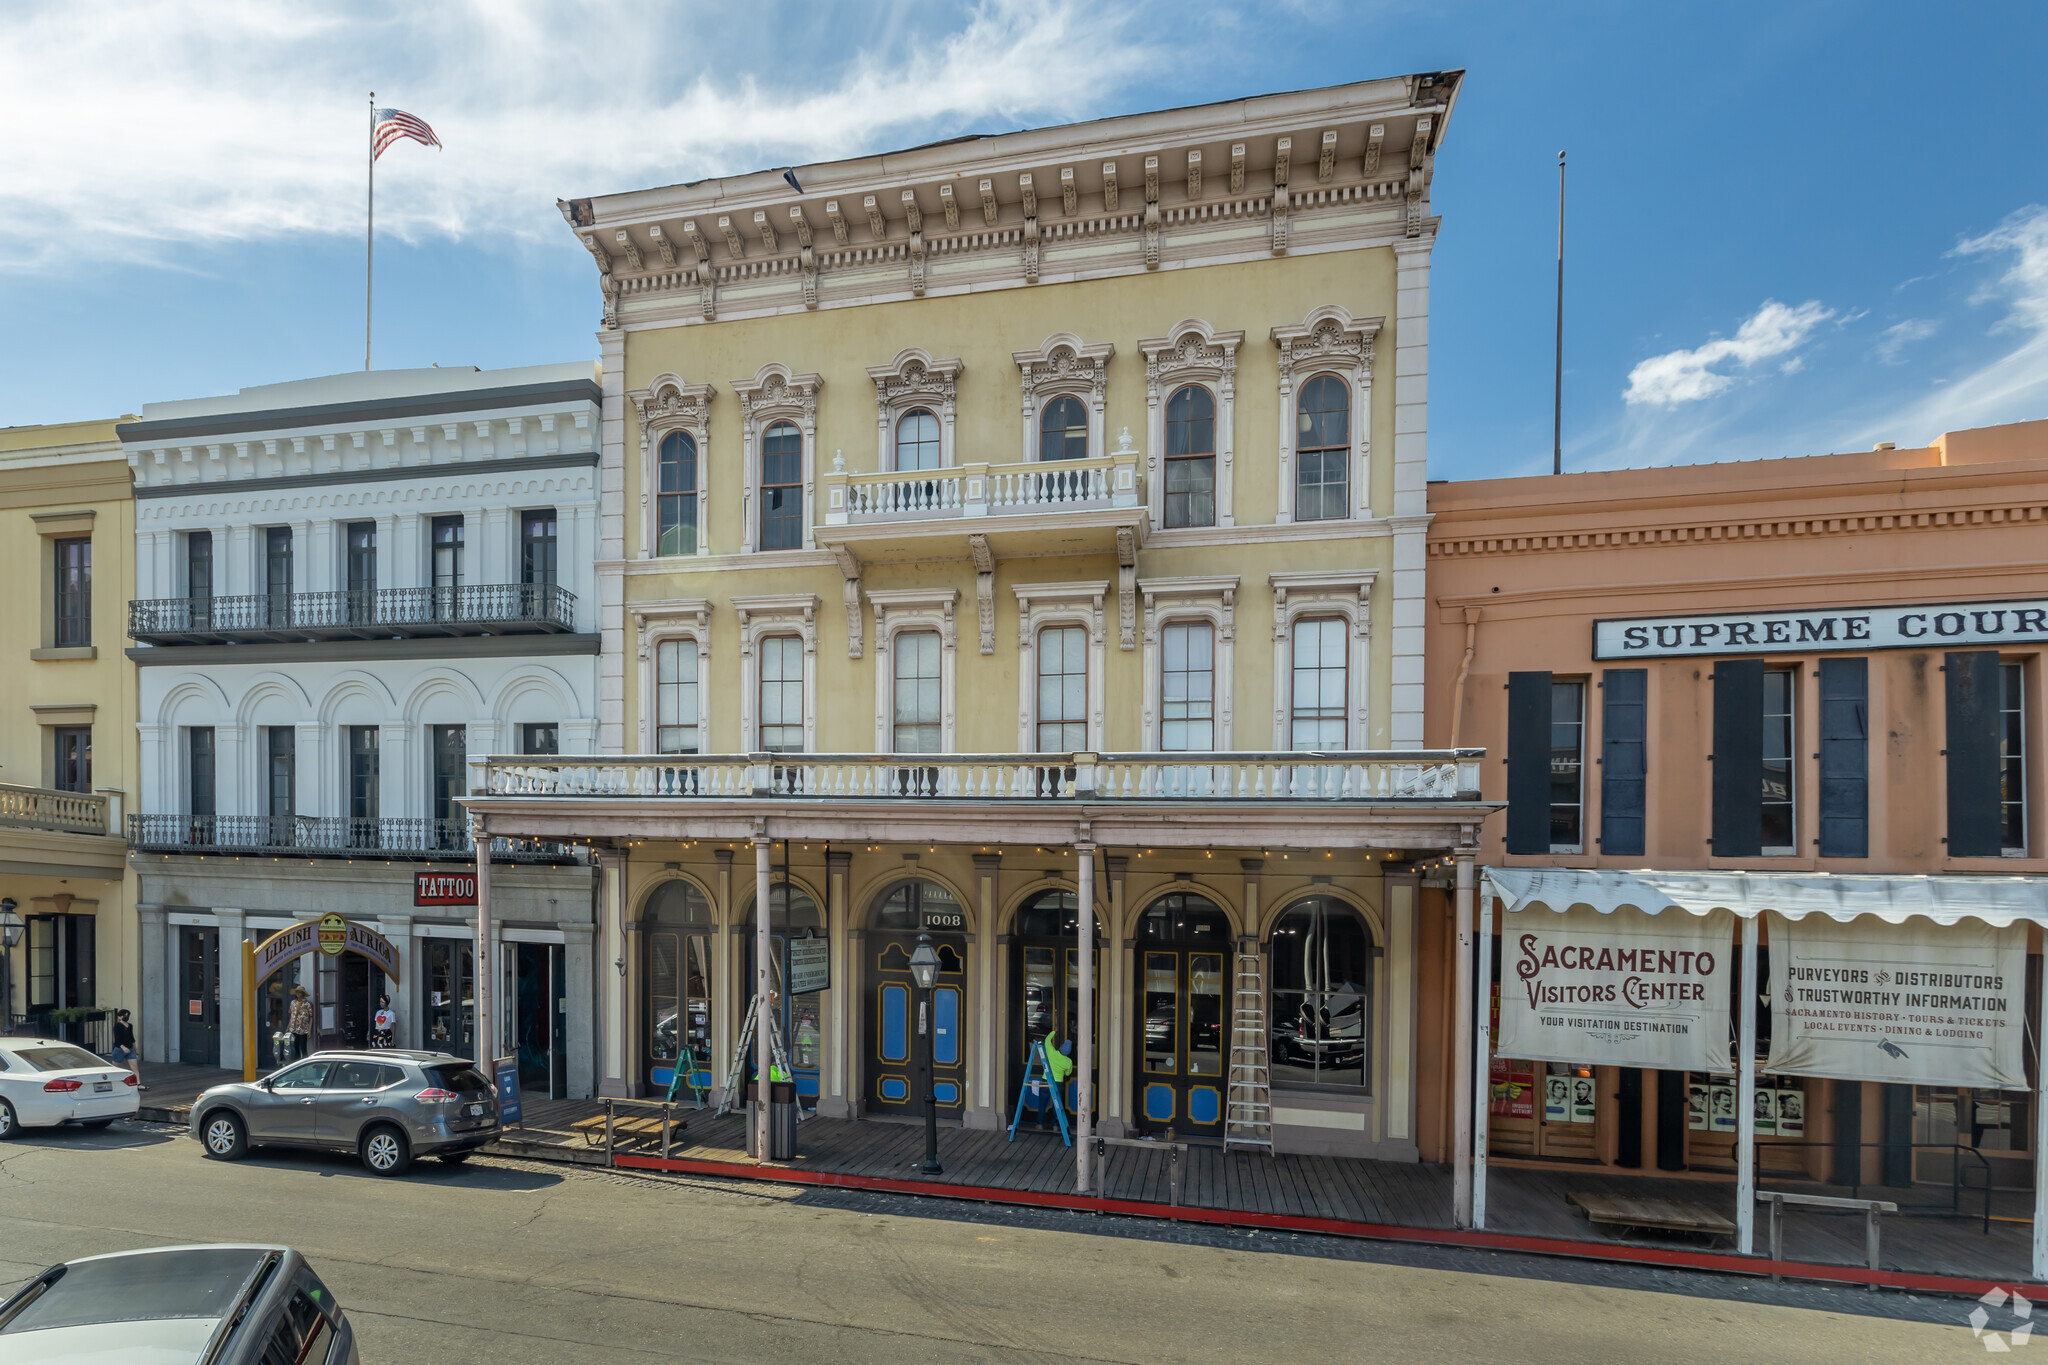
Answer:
[{"xmin": 372, "ymin": 108, "xmax": 441, "ymax": 160}]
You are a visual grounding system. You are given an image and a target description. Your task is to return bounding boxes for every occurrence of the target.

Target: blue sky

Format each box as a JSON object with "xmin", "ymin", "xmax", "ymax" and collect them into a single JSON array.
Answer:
[{"xmin": 3, "ymin": 1, "xmax": 2044, "ymax": 480}]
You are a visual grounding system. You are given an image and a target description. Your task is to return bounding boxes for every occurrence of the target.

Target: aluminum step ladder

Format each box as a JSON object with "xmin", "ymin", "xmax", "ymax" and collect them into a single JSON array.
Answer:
[
  {"xmin": 714, "ymin": 991, "xmax": 806, "ymax": 1122},
  {"xmin": 1223, "ymin": 948, "xmax": 1272, "ymax": 1153}
]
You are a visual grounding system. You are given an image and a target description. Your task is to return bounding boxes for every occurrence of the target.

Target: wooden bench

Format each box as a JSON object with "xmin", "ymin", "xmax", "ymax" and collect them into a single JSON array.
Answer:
[
  {"xmin": 1758, "ymin": 1191, "xmax": 1897, "ymax": 1270},
  {"xmin": 569, "ymin": 1100, "xmax": 688, "ymax": 1162},
  {"xmin": 1567, "ymin": 1191, "xmax": 1737, "ymax": 1244}
]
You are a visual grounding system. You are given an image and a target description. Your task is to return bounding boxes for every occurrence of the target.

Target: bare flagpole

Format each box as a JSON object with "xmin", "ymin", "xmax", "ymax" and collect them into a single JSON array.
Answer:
[
  {"xmin": 366, "ymin": 93, "xmax": 375, "ymax": 372},
  {"xmin": 1552, "ymin": 149, "xmax": 1565, "ymax": 475}
]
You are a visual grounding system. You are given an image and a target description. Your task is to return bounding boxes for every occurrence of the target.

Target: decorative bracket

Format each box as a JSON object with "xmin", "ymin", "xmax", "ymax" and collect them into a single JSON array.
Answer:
[
  {"xmin": 1116, "ymin": 527, "xmax": 1139, "ymax": 652},
  {"xmin": 835, "ymin": 547, "xmax": 863, "ymax": 658},
  {"xmin": 969, "ymin": 533, "xmax": 996, "ymax": 655}
]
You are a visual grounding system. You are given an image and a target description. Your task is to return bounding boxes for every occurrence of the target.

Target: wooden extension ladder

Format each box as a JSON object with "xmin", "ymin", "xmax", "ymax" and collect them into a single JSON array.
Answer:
[{"xmin": 1223, "ymin": 948, "xmax": 1272, "ymax": 1153}]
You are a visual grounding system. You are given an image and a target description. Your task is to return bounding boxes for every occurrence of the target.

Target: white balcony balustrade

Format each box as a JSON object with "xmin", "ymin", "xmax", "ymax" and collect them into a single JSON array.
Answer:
[{"xmin": 823, "ymin": 443, "xmax": 1142, "ymax": 528}]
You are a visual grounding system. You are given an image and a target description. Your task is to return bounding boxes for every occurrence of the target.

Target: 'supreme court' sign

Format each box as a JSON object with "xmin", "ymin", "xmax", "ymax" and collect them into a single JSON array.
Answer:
[{"xmin": 1593, "ymin": 597, "xmax": 2048, "ymax": 660}]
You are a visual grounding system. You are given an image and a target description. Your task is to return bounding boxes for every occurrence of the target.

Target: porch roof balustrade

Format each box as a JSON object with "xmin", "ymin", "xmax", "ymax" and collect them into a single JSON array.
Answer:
[
  {"xmin": 467, "ymin": 750, "xmax": 1492, "ymax": 850},
  {"xmin": 816, "ymin": 446, "xmax": 1144, "ymax": 563},
  {"xmin": 0, "ymin": 782, "xmax": 112, "ymax": 837}
]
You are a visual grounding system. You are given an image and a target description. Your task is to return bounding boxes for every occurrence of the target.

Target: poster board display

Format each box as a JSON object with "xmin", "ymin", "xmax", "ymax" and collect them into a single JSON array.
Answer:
[
  {"xmin": 1765, "ymin": 912, "xmax": 2029, "ymax": 1090},
  {"xmin": 1496, "ymin": 904, "xmax": 1734, "ymax": 1072}
]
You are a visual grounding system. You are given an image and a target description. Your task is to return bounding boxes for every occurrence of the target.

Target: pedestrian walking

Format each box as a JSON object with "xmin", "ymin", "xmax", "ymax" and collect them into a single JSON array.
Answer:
[
  {"xmin": 109, "ymin": 1008, "xmax": 142, "ymax": 1089},
  {"xmin": 371, "ymin": 995, "xmax": 396, "ymax": 1049},
  {"xmin": 288, "ymin": 985, "xmax": 313, "ymax": 1059}
]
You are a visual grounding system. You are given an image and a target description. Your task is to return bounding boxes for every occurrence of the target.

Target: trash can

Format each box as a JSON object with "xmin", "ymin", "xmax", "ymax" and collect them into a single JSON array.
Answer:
[{"xmin": 745, "ymin": 1080, "xmax": 799, "ymax": 1159}]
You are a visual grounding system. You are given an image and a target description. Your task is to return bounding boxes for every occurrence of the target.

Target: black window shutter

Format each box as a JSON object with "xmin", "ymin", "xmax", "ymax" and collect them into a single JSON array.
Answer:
[
  {"xmin": 1505, "ymin": 671, "xmax": 1554, "ymax": 855},
  {"xmin": 1946, "ymin": 650, "xmax": 2002, "ymax": 857},
  {"xmin": 1711, "ymin": 659, "xmax": 1764, "ymax": 858},
  {"xmin": 1831, "ymin": 1079, "xmax": 1862, "ymax": 1186},
  {"xmin": 1817, "ymin": 657, "xmax": 1868, "ymax": 858},
  {"xmin": 1600, "ymin": 668, "xmax": 1648, "ymax": 856}
]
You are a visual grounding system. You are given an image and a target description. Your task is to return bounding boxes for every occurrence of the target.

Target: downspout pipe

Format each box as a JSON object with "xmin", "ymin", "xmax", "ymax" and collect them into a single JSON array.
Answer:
[{"xmin": 1448, "ymin": 607, "xmax": 1480, "ymax": 748}]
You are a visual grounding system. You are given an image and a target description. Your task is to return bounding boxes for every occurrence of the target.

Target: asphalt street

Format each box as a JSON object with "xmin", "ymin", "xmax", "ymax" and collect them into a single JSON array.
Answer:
[{"xmin": 0, "ymin": 1120, "xmax": 1996, "ymax": 1362}]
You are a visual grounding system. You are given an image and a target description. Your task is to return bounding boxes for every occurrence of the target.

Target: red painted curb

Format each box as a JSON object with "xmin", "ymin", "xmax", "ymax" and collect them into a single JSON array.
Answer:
[{"xmin": 612, "ymin": 1151, "xmax": 2039, "ymax": 1298}]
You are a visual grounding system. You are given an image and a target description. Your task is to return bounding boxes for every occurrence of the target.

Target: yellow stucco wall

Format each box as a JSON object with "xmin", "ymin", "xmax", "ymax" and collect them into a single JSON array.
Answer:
[{"xmin": 619, "ymin": 247, "xmax": 1402, "ymax": 755}]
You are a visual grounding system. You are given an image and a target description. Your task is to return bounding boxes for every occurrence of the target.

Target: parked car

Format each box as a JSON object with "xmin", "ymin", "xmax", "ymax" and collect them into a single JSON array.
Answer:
[
  {"xmin": 189, "ymin": 1050, "xmax": 499, "ymax": 1177},
  {"xmin": 0, "ymin": 1243, "xmax": 356, "ymax": 1363},
  {"xmin": 0, "ymin": 1037, "xmax": 139, "ymax": 1139}
]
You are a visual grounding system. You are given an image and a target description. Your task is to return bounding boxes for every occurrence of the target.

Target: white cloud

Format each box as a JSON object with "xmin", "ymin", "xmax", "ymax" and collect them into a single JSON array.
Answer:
[
  {"xmin": 1873, "ymin": 317, "xmax": 1940, "ymax": 364},
  {"xmin": 0, "ymin": 0, "xmax": 1152, "ymax": 272},
  {"xmin": 1622, "ymin": 299, "xmax": 1834, "ymax": 406}
]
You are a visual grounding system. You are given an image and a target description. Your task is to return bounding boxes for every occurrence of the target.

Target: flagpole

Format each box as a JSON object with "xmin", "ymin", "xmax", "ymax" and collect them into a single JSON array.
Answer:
[
  {"xmin": 366, "ymin": 93, "xmax": 375, "ymax": 372},
  {"xmin": 1552, "ymin": 149, "xmax": 1565, "ymax": 475}
]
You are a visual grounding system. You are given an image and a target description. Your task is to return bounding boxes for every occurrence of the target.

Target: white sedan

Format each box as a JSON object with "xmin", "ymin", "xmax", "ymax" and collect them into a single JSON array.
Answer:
[{"xmin": 0, "ymin": 1037, "xmax": 139, "ymax": 1137}]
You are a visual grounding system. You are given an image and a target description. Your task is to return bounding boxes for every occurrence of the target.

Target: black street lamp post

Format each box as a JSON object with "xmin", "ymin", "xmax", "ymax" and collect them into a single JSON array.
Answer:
[
  {"xmin": 908, "ymin": 932, "xmax": 942, "ymax": 1174},
  {"xmin": 0, "ymin": 898, "xmax": 20, "ymax": 1028}
]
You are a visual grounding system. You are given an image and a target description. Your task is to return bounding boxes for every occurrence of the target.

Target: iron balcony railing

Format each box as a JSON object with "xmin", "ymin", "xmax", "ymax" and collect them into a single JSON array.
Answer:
[
  {"xmin": 0, "ymin": 782, "xmax": 111, "ymax": 836},
  {"xmin": 479, "ymin": 750, "xmax": 1486, "ymax": 802},
  {"xmin": 127, "ymin": 583, "xmax": 577, "ymax": 645},
  {"xmin": 127, "ymin": 813, "xmax": 579, "ymax": 863}
]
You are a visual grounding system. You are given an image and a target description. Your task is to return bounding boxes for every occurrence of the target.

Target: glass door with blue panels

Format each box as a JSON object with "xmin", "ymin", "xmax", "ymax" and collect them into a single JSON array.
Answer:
[
  {"xmin": 1006, "ymin": 889, "xmax": 1102, "ymax": 1125},
  {"xmin": 863, "ymin": 879, "xmax": 968, "ymax": 1117},
  {"xmin": 1131, "ymin": 893, "xmax": 1233, "ymax": 1138},
  {"xmin": 641, "ymin": 879, "xmax": 716, "ymax": 1097}
]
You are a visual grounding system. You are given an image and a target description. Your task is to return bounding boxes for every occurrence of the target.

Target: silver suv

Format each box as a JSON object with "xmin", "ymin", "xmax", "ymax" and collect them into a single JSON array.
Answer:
[{"xmin": 190, "ymin": 1050, "xmax": 500, "ymax": 1176}]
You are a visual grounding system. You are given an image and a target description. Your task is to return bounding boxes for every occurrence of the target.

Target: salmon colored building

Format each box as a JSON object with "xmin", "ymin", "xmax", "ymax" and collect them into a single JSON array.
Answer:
[{"xmin": 1425, "ymin": 417, "xmax": 2048, "ymax": 1259}]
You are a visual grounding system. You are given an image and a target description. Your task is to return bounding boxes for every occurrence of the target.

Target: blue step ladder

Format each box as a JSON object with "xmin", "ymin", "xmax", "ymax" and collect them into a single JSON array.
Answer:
[{"xmin": 1007, "ymin": 1039, "xmax": 1071, "ymax": 1146}]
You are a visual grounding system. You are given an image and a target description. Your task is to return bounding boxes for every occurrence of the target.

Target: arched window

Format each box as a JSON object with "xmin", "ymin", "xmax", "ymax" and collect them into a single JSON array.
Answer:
[
  {"xmin": 896, "ymin": 409, "xmax": 941, "ymax": 472},
  {"xmin": 1040, "ymin": 395, "xmax": 1089, "ymax": 462},
  {"xmin": 1134, "ymin": 891, "xmax": 1232, "ymax": 944},
  {"xmin": 1268, "ymin": 896, "xmax": 1372, "ymax": 1090},
  {"xmin": 644, "ymin": 880, "xmax": 715, "ymax": 1083},
  {"xmin": 1295, "ymin": 374, "xmax": 1350, "ymax": 521},
  {"xmin": 869, "ymin": 878, "xmax": 963, "ymax": 932},
  {"xmin": 1014, "ymin": 888, "xmax": 1090, "ymax": 939},
  {"xmin": 1164, "ymin": 385, "xmax": 1216, "ymax": 528},
  {"xmin": 657, "ymin": 431, "xmax": 698, "ymax": 555},
  {"xmin": 760, "ymin": 420, "xmax": 803, "ymax": 550}
]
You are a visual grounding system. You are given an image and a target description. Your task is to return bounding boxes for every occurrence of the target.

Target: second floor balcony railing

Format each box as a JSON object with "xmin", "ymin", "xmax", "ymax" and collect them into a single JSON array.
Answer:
[
  {"xmin": 479, "ymin": 750, "xmax": 1485, "ymax": 803},
  {"xmin": 821, "ymin": 446, "xmax": 1142, "ymax": 527},
  {"xmin": 128, "ymin": 583, "xmax": 577, "ymax": 646},
  {"xmin": 127, "ymin": 813, "xmax": 579, "ymax": 863},
  {"xmin": 0, "ymin": 782, "xmax": 112, "ymax": 836}
]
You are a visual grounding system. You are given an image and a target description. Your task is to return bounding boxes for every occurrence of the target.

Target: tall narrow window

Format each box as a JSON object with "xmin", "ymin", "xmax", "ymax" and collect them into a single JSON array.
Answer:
[
  {"xmin": 1160, "ymin": 622, "xmax": 1214, "ymax": 751},
  {"xmin": 896, "ymin": 410, "xmax": 941, "ymax": 472},
  {"xmin": 657, "ymin": 432, "xmax": 698, "ymax": 556},
  {"xmin": 892, "ymin": 630, "xmax": 943, "ymax": 753},
  {"xmin": 1164, "ymin": 386, "xmax": 1216, "ymax": 529},
  {"xmin": 346, "ymin": 521, "xmax": 376, "ymax": 624},
  {"xmin": 758, "ymin": 636, "xmax": 804, "ymax": 754},
  {"xmin": 1039, "ymin": 396, "xmax": 1088, "ymax": 462},
  {"xmin": 431, "ymin": 515, "xmax": 464, "ymax": 620},
  {"xmin": 264, "ymin": 527, "xmax": 293, "ymax": 627},
  {"xmin": 265, "ymin": 727, "xmax": 296, "ymax": 844},
  {"xmin": 2002, "ymin": 661, "xmax": 2027, "ymax": 855},
  {"xmin": 520, "ymin": 509, "xmax": 558, "ymax": 587},
  {"xmin": 521, "ymin": 723, "xmax": 559, "ymax": 756},
  {"xmin": 1036, "ymin": 625, "xmax": 1088, "ymax": 752},
  {"xmin": 1267, "ymin": 896, "xmax": 1372, "ymax": 1090},
  {"xmin": 431, "ymin": 725, "xmax": 467, "ymax": 837},
  {"xmin": 53, "ymin": 537, "xmax": 90, "ymax": 647},
  {"xmin": 347, "ymin": 725, "xmax": 380, "ymax": 830},
  {"xmin": 656, "ymin": 640, "xmax": 700, "ymax": 755},
  {"xmin": 52, "ymin": 727, "xmax": 90, "ymax": 793},
  {"xmin": 1600, "ymin": 669, "xmax": 1648, "ymax": 858},
  {"xmin": 759, "ymin": 422, "xmax": 804, "ymax": 551},
  {"xmin": 1289, "ymin": 617, "xmax": 1347, "ymax": 749},
  {"xmin": 1295, "ymin": 374, "xmax": 1350, "ymax": 522},
  {"xmin": 186, "ymin": 531, "xmax": 213, "ymax": 629},
  {"xmin": 1762, "ymin": 667, "xmax": 1796, "ymax": 854},
  {"xmin": 1549, "ymin": 680, "xmax": 1585, "ymax": 852},
  {"xmin": 188, "ymin": 727, "xmax": 216, "ymax": 819}
]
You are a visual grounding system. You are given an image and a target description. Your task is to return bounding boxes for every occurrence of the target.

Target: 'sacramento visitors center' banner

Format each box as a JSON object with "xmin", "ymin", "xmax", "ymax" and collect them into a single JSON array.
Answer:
[
  {"xmin": 1496, "ymin": 904, "xmax": 1734, "ymax": 1072},
  {"xmin": 1765, "ymin": 913, "xmax": 2029, "ymax": 1090}
]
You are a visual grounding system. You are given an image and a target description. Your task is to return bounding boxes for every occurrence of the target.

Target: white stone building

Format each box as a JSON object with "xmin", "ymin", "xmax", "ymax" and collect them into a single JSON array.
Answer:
[{"xmin": 120, "ymin": 364, "xmax": 602, "ymax": 1098}]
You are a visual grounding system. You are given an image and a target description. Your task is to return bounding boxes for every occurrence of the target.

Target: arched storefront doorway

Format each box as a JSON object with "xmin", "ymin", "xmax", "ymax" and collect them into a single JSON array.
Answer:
[
  {"xmin": 1132, "ymin": 891, "xmax": 1233, "ymax": 1138},
  {"xmin": 642, "ymin": 879, "xmax": 715, "ymax": 1096},
  {"xmin": 252, "ymin": 916, "xmax": 398, "ymax": 1066},
  {"xmin": 1267, "ymin": 895, "xmax": 1374, "ymax": 1093},
  {"xmin": 863, "ymin": 879, "xmax": 967, "ymax": 1118},
  {"xmin": 1006, "ymin": 888, "xmax": 1102, "ymax": 1125},
  {"xmin": 739, "ymin": 883, "xmax": 825, "ymax": 1111}
]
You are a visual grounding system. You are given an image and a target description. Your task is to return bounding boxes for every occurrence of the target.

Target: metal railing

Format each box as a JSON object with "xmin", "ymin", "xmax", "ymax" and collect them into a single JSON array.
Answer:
[
  {"xmin": 0, "ymin": 782, "xmax": 109, "ymax": 835},
  {"xmin": 127, "ymin": 813, "xmax": 579, "ymax": 863},
  {"xmin": 10, "ymin": 1009, "xmax": 113, "ymax": 1055},
  {"xmin": 128, "ymin": 583, "xmax": 577, "ymax": 644},
  {"xmin": 1750, "ymin": 1139, "xmax": 1998, "ymax": 1236},
  {"xmin": 479, "ymin": 750, "xmax": 1486, "ymax": 803}
]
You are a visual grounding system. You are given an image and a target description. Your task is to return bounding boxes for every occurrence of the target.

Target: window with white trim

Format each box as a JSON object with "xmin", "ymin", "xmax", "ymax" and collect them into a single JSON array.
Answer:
[
  {"xmin": 1164, "ymin": 386, "xmax": 1216, "ymax": 529},
  {"xmin": 1160, "ymin": 622, "xmax": 1214, "ymax": 751},
  {"xmin": 1036, "ymin": 625, "xmax": 1088, "ymax": 752},
  {"xmin": 1295, "ymin": 374, "xmax": 1350, "ymax": 522},
  {"xmin": 760, "ymin": 422, "xmax": 804, "ymax": 552},
  {"xmin": 658, "ymin": 431, "xmax": 699, "ymax": 556},
  {"xmin": 1040, "ymin": 396, "xmax": 1089, "ymax": 462},
  {"xmin": 896, "ymin": 410, "xmax": 941, "ymax": 472},
  {"xmin": 892, "ymin": 630, "xmax": 943, "ymax": 754},
  {"xmin": 1290, "ymin": 617, "xmax": 1347, "ymax": 749},
  {"xmin": 759, "ymin": 636, "xmax": 805, "ymax": 754},
  {"xmin": 657, "ymin": 639, "xmax": 700, "ymax": 755},
  {"xmin": 1762, "ymin": 667, "xmax": 1796, "ymax": 855}
]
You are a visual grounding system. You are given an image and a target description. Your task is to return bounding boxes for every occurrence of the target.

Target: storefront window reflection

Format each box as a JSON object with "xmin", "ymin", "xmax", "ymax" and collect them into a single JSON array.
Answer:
[{"xmin": 1268, "ymin": 896, "xmax": 1371, "ymax": 1091}]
